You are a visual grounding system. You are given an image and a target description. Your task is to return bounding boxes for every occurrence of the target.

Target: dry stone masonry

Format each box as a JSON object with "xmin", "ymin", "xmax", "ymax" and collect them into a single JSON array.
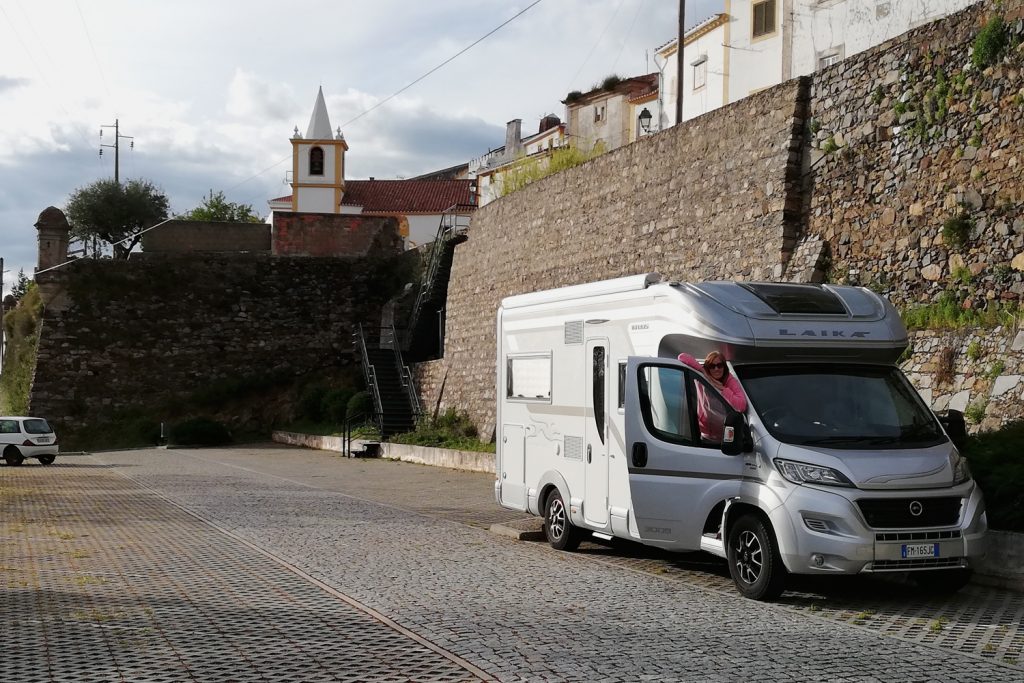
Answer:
[{"xmin": 430, "ymin": 0, "xmax": 1024, "ymax": 438}]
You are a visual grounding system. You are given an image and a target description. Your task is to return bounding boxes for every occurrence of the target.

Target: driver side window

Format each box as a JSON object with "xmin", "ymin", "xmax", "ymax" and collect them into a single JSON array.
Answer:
[{"xmin": 691, "ymin": 375, "xmax": 728, "ymax": 448}]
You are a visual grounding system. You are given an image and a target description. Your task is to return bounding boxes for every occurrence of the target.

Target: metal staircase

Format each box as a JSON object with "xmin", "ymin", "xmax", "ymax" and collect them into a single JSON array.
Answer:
[
  {"xmin": 356, "ymin": 324, "xmax": 421, "ymax": 439},
  {"xmin": 402, "ymin": 205, "xmax": 471, "ymax": 362}
]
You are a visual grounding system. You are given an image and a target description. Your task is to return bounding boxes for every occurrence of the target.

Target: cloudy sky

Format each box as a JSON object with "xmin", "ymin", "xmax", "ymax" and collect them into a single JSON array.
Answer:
[{"xmin": 0, "ymin": 0, "xmax": 722, "ymax": 295}]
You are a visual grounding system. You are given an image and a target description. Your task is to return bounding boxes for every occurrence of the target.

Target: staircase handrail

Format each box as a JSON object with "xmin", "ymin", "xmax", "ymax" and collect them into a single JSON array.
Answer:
[
  {"xmin": 385, "ymin": 323, "xmax": 422, "ymax": 417},
  {"xmin": 404, "ymin": 204, "xmax": 472, "ymax": 351},
  {"xmin": 355, "ymin": 324, "xmax": 384, "ymax": 430}
]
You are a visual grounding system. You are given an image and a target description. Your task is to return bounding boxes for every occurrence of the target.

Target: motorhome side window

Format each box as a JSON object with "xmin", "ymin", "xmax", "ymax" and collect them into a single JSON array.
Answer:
[
  {"xmin": 506, "ymin": 353, "xmax": 552, "ymax": 402},
  {"xmin": 690, "ymin": 375, "xmax": 729, "ymax": 448},
  {"xmin": 593, "ymin": 346, "xmax": 605, "ymax": 444},
  {"xmin": 637, "ymin": 365, "xmax": 694, "ymax": 444},
  {"xmin": 617, "ymin": 361, "xmax": 626, "ymax": 410}
]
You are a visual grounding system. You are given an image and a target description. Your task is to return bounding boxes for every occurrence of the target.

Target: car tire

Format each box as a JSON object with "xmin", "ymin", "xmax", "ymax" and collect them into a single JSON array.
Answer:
[
  {"xmin": 912, "ymin": 568, "xmax": 973, "ymax": 594},
  {"xmin": 544, "ymin": 489, "xmax": 583, "ymax": 551},
  {"xmin": 4, "ymin": 447, "xmax": 24, "ymax": 467},
  {"xmin": 727, "ymin": 513, "xmax": 787, "ymax": 601},
  {"xmin": 38, "ymin": 455, "xmax": 56, "ymax": 466}
]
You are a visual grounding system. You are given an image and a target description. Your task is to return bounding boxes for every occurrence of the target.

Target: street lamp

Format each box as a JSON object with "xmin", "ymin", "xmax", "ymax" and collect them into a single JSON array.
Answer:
[{"xmin": 638, "ymin": 107, "xmax": 653, "ymax": 134}]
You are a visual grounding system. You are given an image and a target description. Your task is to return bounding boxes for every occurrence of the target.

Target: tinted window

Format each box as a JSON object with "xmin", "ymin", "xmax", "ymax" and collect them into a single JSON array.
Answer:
[
  {"xmin": 593, "ymin": 346, "xmax": 605, "ymax": 444},
  {"xmin": 736, "ymin": 364, "xmax": 946, "ymax": 450},
  {"xmin": 0, "ymin": 419, "xmax": 19, "ymax": 434},
  {"xmin": 24, "ymin": 419, "xmax": 52, "ymax": 435}
]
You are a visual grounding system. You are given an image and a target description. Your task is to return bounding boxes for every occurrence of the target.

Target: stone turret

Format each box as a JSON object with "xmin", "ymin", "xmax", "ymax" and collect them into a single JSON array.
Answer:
[
  {"xmin": 34, "ymin": 206, "xmax": 71, "ymax": 309},
  {"xmin": 35, "ymin": 206, "xmax": 70, "ymax": 273}
]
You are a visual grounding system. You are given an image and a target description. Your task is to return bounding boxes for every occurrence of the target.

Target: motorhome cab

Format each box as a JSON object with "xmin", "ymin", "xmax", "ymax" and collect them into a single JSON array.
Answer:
[{"xmin": 495, "ymin": 274, "xmax": 986, "ymax": 600}]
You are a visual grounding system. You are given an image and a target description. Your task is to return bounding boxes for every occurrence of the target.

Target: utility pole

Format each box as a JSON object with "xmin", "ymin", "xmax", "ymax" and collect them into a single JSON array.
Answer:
[
  {"xmin": 676, "ymin": 0, "xmax": 685, "ymax": 126},
  {"xmin": 99, "ymin": 119, "xmax": 134, "ymax": 184}
]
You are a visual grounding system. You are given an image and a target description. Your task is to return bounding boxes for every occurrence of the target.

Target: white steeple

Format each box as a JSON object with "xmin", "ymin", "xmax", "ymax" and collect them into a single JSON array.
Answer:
[{"xmin": 305, "ymin": 86, "xmax": 333, "ymax": 140}]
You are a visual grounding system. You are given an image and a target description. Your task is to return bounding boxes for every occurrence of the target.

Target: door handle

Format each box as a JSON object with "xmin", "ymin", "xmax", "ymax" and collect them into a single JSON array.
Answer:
[
  {"xmin": 631, "ymin": 442, "xmax": 648, "ymax": 468},
  {"xmin": 587, "ymin": 444, "xmax": 592, "ymax": 463}
]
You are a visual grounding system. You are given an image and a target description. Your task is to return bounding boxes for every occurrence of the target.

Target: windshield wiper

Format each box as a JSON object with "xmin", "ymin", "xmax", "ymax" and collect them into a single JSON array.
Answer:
[{"xmin": 800, "ymin": 435, "xmax": 901, "ymax": 446}]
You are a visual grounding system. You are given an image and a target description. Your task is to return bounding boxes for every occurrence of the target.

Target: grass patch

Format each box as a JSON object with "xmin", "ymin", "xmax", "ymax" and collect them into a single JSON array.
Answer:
[
  {"xmin": 901, "ymin": 292, "xmax": 1018, "ymax": 331},
  {"xmin": 391, "ymin": 409, "xmax": 495, "ymax": 453},
  {"xmin": 0, "ymin": 286, "xmax": 43, "ymax": 415}
]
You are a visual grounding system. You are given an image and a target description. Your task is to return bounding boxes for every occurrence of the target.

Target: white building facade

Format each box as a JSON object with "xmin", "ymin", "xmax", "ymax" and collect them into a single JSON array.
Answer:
[{"xmin": 658, "ymin": 0, "xmax": 979, "ymax": 125}]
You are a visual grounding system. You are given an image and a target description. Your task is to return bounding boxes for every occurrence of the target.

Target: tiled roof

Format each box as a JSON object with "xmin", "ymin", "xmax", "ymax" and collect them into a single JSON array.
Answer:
[
  {"xmin": 342, "ymin": 179, "xmax": 475, "ymax": 213},
  {"xmin": 268, "ymin": 179, "xmax": 476, "ymax": 213}
]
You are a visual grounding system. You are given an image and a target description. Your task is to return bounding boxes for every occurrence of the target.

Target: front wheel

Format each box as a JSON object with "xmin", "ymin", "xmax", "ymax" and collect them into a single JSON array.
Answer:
[
  {"xmin": 913, "ymin": 568, "xmax": 972, "ymax": 594},
  {"xmin": 727, "ymin": 513, "xmax": 787, "ymax": 601},
  {"xmin": 4, "ymin": 447, "xmax": 24, "ymax": 466},
  {"xmin": 38, "ymin": 455, "xmax": 56, "ymax": 466},
  {"xmin": 544, "ymin": 489, "xmax": 583, "ymax": 551}
]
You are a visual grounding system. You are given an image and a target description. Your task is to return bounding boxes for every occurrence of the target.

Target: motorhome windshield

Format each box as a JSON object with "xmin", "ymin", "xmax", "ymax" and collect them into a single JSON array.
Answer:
[{"xmin": 735, "ymin": 364, "xmax": 947, "ymax": 450}]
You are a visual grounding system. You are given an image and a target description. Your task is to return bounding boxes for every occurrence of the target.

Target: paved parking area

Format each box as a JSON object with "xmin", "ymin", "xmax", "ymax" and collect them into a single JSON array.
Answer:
[{"xmin": 3, "ymin": 444, "xmax": 1023, "ymax": 681}]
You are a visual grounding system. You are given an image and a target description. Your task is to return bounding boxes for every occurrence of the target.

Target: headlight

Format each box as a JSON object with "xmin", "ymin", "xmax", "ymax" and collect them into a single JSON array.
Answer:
[
  {"xmin": 952, "ymin": 454, "xmax": 972, "ymax": 485},
  {"xmin": 774, "ymin": 458, "xmax": 853, "ymax": 487}
]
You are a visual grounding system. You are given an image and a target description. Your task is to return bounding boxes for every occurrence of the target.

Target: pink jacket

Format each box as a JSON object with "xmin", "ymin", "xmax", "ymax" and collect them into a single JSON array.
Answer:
[{"xmin": 677, "ymin": 353, "xmax": 748, "ymax": 441}]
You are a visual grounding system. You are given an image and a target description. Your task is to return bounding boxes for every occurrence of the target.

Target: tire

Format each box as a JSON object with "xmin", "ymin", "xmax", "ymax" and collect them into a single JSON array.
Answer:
[
  {"xmin": 727, "ymin": 513, "xmax": 787, "ymax": 601},
  {"xmin": 912, "ymin": 568, "xmax": 973, "ymax": 594},
  {"xmin": 544, "ymin": 489, "xmax": 583, "ymax": 551},
  {"xmin": 38, "ymin": 455, "xmax": 56, "ymax": 466},
  {"xmin": 4, "ymin": 447, "xmax": 24, "ymax": 467}
]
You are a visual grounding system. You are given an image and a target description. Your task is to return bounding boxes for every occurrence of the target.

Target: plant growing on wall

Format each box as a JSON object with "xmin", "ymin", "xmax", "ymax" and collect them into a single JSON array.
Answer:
[
  {"xmin": 942, "ymin": 212, "xmax": 973, "ymax": 250},
  {"xmin": 972, "ymin": 15, "xmax": 1008, "ymax": 69}
]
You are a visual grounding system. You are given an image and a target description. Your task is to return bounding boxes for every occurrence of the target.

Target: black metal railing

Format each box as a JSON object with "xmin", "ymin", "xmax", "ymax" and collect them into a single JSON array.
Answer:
[{"xmin": 355, "ymin": 324, "xmax": 384, "ymax": 432}]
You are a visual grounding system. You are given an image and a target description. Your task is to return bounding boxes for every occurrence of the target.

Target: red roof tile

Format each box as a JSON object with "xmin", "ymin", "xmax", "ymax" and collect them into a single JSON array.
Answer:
[
  {"xmin": 344, "ymin": 179, "xmax": 475, "ymax": 213},
  {"xmin": 269, "ymin": 180, "xmax": 476, "ymax": 213}
]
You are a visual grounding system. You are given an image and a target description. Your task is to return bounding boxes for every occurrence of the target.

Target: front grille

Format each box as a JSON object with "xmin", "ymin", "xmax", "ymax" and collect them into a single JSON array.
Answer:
[
  {"xmin": 869, "ymin": 557, "xmax": 967, "ymax": 572},
  {"xmin": 856, "ymin": 497, "xmax": 962, "ymax": 529},
  {"xmin": 875, "ymin": 530, "xmax": 962, "ymax": 542}
]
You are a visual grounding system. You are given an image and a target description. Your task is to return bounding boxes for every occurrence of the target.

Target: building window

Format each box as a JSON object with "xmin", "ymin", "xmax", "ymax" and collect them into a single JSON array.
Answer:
[
  {"xmin": 692, "ymin": 55, "xmax": 707, "ymax": 90},
  {"xmin": 752, "ymin": 0, "xmax": 777, "ymax": 38},
  {"xmin": 309, "ymin": 146, "xmax": 324, "ymax": 176},
  {"xmin": 594, "ymin": 104, "xmax": 606, "ymax": 123},
  {"xmin": 819, "ymin": 53, "xmax": 840, "ymax": 68},
  {"xmin": 506, "ymin": 353, "xmax": 552, "ymax": 402}
]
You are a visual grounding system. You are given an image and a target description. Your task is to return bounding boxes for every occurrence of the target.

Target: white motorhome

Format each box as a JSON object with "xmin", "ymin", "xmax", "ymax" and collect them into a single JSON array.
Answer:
[{"xmin": 495, "ymin": 274, "xmax": 986, "ymax": 600}]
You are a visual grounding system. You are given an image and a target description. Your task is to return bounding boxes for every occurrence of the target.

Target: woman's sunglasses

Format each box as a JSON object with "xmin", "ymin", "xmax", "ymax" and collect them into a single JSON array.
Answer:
[{"xmin": 707, "ymin": 362, "xmax": 726, "ymax": 369}]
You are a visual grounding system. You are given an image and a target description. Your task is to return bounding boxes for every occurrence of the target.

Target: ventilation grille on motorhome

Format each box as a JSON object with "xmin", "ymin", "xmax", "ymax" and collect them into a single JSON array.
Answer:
[
  {"xmin": 564, "ymin": 321, "xmax": 584, "ymax": 345},
  {"xmin": 564, "ymin": 436, "xmax": 583, "ymax": 460}
]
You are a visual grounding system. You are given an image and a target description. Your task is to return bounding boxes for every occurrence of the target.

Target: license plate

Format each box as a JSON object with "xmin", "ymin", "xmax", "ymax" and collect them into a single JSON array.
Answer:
[
  {"xmin": 902, "ymin": 543, "xmax": 939, "ymax": 559},
  {"xmin": 35, "ymin": 437, "xmax": 53, "ymax": 444}
]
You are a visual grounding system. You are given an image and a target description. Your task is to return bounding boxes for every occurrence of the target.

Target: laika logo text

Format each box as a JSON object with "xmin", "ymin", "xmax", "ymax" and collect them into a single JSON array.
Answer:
[{"xmin": 779, "ymin": 329, "xmax": 870, "ymax": 338}]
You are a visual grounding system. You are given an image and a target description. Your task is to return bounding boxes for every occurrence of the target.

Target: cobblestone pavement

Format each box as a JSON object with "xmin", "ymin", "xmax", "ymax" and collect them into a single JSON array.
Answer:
[{"xmin": 4, "ymin": 445, "xmax": 1023, "ymax": 681}]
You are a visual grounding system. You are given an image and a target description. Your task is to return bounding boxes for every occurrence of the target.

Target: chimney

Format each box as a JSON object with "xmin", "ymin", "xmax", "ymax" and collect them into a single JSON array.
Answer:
[
  {"xmin": 505, "ymin": 119, "xmax": 523, "ymax": 156},
  {"xmin": 538, "ymin": 114, "xmax": 561, "ymax": 134}
]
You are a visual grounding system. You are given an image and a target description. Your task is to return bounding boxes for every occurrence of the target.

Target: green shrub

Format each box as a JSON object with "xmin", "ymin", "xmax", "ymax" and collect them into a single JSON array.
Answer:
[
  {"xmin": 966, "ymin": 341, "xmax": 983, "ymax": 361},
  {"xmin": 901, "ymin": 292, "xmax": 1018, "ymax": 331},
  {"xmin": 942, "ymin": 213, "xmax": 973, "ymax": 250},
  {"xmin": 965, "ymin": 421, "xmax": 1024, "ymax": 531},
  {"xmin": 322, "ymin": 388, "xmax": 354, "ymax": 424},
  {"xmin": 346, "ymin": 391, "xmax": 374, "ymax": 423},
  {"xmin": 600, "ymin": 74, "xmax": 622, "ymax": 91},
  {"xmin": 168, "ymin": 417, "xmax": 231, "ymax": 446},
  {"xmin": 964, "ymin": 401, "xmax": 987, "ymax": 425},
  {"xmin": 390, "ymin": 408, "xmax": 494, "ymax": 452},
  {"xmin": 972, "ymin": 16, "xmax": 1008, "ymax": 69},
  {"xmin": 0, "ymin": 287, "xmax": 43, "ymax": 415},
  {"xmin": 296, "ymin": 384, "xmax": 328, "ymax": 422}
]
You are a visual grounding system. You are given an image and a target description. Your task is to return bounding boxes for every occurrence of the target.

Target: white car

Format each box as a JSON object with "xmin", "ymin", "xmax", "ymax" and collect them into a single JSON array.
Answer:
[{"xmin": 0, "ymin": 416, "xmax": 59, "ymax": 466}]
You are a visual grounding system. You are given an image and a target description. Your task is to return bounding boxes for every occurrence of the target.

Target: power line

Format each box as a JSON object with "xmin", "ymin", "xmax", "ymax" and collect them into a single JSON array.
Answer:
[
  {"xmin": 564, "ymin": 0, "xmax": 626, "ymax": 93},
  {"xmin": 74, "ymin": 0, "xmax": 113, "ymax": 101}
]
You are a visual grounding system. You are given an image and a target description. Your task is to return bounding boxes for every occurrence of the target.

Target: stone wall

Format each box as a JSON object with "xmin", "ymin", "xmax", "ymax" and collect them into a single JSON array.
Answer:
[
  {"xmin": 272, "ymin": 212, "xmax": 402, "ymax": 256},
  {"xmin": 140, "ymin": 220, "xmax": 271, "ymax": 253},
  {"xmin": 807, "ymin": 0, "xmax": 1024, "ymax": 304},
  {"xmin": 30, "ymin": 254, "xmax": 400, "ymax": 432},
  {"xmin": 438, "ymin": 79, "xmax": 811, "ymax": 437},
  {"xmin": 423, "ymin": 0, "xmax": 1024, "ymax": 437}
]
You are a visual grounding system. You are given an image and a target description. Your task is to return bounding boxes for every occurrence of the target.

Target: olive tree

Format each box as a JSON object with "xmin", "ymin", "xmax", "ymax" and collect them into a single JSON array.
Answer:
[{"xmin": 64, "ymin": 178, "xmax": 170, "ymax": 259}]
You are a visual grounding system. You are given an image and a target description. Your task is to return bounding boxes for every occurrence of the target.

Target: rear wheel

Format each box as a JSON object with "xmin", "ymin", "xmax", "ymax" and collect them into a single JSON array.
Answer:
[
  {"xmin": 4, "ymin": 447, "xmax": 24, "ymax": 466},
  {"xmin": 38, "ymin": 455, "xmax": 56, "ymax": 466},
  {"xmin": 544, "ymin": 489, "xmax": 583, "ymax": 551},
  {"xmin": 912, "ymin": 568, "xmax": 972, "ymax": 594},
  {"xmin": 727, "ymin": 513, "xmax": 787, "ymax": 601}
]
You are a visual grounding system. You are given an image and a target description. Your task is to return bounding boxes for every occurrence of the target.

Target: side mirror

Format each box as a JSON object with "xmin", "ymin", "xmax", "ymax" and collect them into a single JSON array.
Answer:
[
  {"xmin": 721, "ymin": 410, "xmax": 752, "ymax": 456},
  {"xmin": 937, "ymin": 409, "xmax": 968, "ymax": 452}
]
